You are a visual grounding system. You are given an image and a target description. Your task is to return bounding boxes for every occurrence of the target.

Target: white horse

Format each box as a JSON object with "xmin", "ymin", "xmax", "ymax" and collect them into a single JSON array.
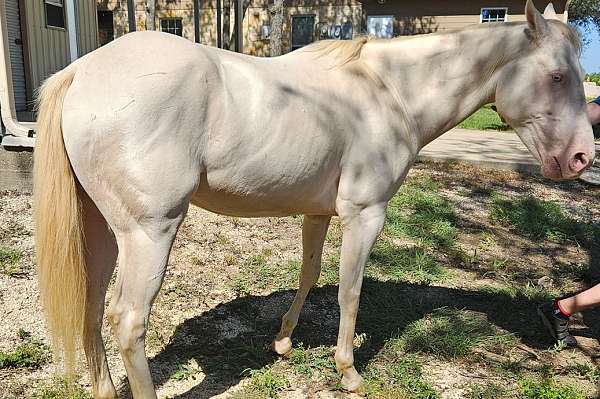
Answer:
[{"xmin": 33, "ymin": 1, "xmax": 594, "ymax": 397}]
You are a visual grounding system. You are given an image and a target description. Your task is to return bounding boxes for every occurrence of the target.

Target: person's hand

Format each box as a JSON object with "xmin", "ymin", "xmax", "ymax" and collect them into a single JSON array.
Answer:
[{"xmin": 588, "ymin": 101, "xmax": 600, "ymax": 126}]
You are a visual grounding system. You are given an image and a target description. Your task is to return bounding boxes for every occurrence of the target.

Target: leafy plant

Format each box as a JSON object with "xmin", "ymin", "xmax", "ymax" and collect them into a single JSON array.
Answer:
[
  {"xmin": 240, "ymin": 366, "xmax": 289, "ymax": 398},
  {"xmin": 0, "ymin": 331, "xmax": 51, "ymax": 369},
  {"xmin": 0, "ymin": 245, "xmax": 24, "ymax": 277}
]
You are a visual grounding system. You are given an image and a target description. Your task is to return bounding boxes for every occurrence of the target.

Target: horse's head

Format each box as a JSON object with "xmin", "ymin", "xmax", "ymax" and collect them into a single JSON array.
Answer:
[{"xmin": 495, "ymin": 0, "xmax": 595, "ymax": 180}]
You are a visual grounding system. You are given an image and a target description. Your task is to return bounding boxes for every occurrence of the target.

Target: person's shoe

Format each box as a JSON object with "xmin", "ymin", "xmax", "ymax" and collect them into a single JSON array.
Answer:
[{"xmin": 537, "ymin": 302, "xmax": 577, "ymax": 347}]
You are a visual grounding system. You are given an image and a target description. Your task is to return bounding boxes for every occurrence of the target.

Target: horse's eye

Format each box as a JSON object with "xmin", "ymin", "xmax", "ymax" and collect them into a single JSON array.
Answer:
[{"xmin": 551, "ymin": 73, "xmax": 563, "ymax": 82}]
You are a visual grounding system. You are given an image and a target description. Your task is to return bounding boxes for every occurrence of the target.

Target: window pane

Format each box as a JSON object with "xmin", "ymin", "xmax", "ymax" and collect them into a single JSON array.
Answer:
[
  {"xmin": 160, "ymin": 19, "xmax": 183, "ymax": 36},
  {"xmin": 342, "ymin": 21, "xmax": 353, "ymax": 40},
  {"xmin": 481, "ymin": 8, "xmax": 506, "ymax": 23},
  {"xmin": 291, "ymin": 16, "xmax": 315, "ymax": 50},
  {"xmin": 46, "ymin": 3, "xmax": 65, "ymax": 28},
  {"xmin": 367, "ymin": 16, "xmax": 394, "ymax": 38}
]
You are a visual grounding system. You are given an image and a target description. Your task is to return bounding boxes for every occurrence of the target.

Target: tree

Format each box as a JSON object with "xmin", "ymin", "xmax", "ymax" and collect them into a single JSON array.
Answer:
[
  {"xmin": 269, "ymin": 0, "xmax": 284, "ymax": 56},
  {"xmin": 568, "ymin": 0, "xmax": 600, "ymax": 32}
]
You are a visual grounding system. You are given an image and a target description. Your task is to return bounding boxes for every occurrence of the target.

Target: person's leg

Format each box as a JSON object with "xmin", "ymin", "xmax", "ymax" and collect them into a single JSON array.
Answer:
[{"xmin": 558, "ymin": 283, "xmax": 600, "ymax": 315}]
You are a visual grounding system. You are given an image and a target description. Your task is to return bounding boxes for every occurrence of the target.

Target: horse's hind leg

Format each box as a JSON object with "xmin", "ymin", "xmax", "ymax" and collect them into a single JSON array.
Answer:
[
  {"xmin": 81, "ymin": 194, "xmax": 118, "ymax": 399},
  {"xmin": 273, "ymin": 215, "xmax": 331, "ymax": 355},
  {"xmin": 107, "ymin": 209, "xmax": 187, "ymax": 399}
]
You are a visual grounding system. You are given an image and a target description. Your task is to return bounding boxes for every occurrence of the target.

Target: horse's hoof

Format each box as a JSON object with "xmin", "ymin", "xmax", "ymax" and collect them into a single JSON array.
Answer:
[
  {"xmin": 272, "ymin": 337, "xmax": 293, "ymax": 357},
  {"xmin": 341, "ymin": 368, "xmax": 364, "ymax": 392}
]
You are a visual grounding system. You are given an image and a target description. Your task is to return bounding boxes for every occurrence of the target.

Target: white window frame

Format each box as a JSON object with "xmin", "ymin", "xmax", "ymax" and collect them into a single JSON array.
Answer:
[
  {"xmin": 160, "ymin": 18, "xmax": 184, "ymax": 37},
  {"xmin": 480, "ymin": 7, "xmax": 509, "ymax": 23}
]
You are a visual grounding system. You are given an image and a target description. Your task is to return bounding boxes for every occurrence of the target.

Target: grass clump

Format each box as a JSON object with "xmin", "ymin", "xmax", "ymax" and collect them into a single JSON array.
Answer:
[
  {"xmin": 387, "ymin": 176, "xmax": 458, "ymax": 251},
  {"xmin": 489, "ymin": 195, "xmax": 599, "ymax": 246},
  {"xmin": 458, "ymin": 104, "xmax": 511, "ymax": 131},
  {"xmin": 170, "ymin": 359, "xmax": 201, "ymax": 381},
  {"xmin": 236, "ymin": 365, "xmax": 289, "ymax": 398},
  {"xmin": 364, "ymin": 355, "xmax": 439, "ymax": 399},
  {"xmin": 33, "ymin": 378, "xmax": 91, "ymax": 399},
  {"xmin": 397, "ymin": 307, "xmax": 517, "ymax": 359},
  {"xmin": 466, "ymin": 383, "xmax": 507, "ymax": 399},
  {"xmin": 289, "ymin": 343, "xmax": 336, "ymax": 378},
  {"xmin": 369, "ymin": 241, "xmax": 447, "ymax": 284},
  {"xmin": 232, "ymin": 253, "xmax": 301, "ymax": 295},
  {"xmin": 518, "ymin": 377, "xmax": 584, "ymax": 399},
  {"xmin": 0, "ymin": 330, "xmax": 51, "ymax": 369},
  {"xmin": 0, "ymin": 245, "xmax": 24, "ymax": 277}
]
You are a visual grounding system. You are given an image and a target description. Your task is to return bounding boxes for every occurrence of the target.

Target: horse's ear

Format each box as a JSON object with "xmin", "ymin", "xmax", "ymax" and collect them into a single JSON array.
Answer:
[
  {"xmin": 563, "ymin": 0, "xmax": 570, "ymax": 23},
  {"xmin": 543, "ymin": 3, "xmax": 559, "ymax": 20},
  {"xmin": 526, "ymin": 0, "xmax": 549, "ymax": 38}
]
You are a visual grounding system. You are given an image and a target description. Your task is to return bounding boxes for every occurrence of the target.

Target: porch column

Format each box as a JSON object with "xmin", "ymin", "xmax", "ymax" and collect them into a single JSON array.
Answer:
[{"xmin": 64, "ymin": 0, "xmax": 78, "ymax": 61}]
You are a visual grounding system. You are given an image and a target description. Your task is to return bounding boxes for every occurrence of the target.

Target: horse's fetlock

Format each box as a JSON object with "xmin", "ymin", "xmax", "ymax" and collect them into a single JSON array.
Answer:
[{"xmin": 335, "ymin": 352, "xmax": 354, "ymax": 371}]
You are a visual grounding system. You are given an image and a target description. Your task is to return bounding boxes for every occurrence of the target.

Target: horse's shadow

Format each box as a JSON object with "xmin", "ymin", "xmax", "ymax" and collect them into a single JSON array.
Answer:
[{"xmin": 117, "ymin": 278, "xmax": 600, "ymax": 398}]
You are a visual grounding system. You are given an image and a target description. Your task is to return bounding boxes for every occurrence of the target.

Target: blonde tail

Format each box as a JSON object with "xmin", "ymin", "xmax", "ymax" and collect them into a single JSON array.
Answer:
[{"xmin": 33, "ymin": 66, "xmax": 85, "ymax": 373}]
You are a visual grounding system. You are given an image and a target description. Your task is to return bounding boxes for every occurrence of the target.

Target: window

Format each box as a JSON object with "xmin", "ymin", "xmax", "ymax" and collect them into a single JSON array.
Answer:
[
  {"xmin": 45, "ymin": 0, "xmax": 65, "ymax": 29},
  {"xmin": 291, "ymin": 15, "xmax": 315, "ymax": 51},
  {"xmin": 160, "ymin": 18, "xmax": 183, "ymax": 36},
  {"xmin": 480, "ymin": 8, "xmax": 508, "ymax": 23},
  {"xmin": 341, "ymin": 21, "xmax": 353, "ymax": 40},
  {"xmin": 367, "ymin": 16, "xmax": 394, "ymax": 38},
  {"xmin": 98, "ymin": 11, "xmax": 114, "ymax": 46}
]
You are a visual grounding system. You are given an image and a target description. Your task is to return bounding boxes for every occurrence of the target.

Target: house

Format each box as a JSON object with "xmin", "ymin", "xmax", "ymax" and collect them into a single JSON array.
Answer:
[
  {"xmin": 98, "ymin": 0, "xmax": 568, "ymax": 56},
  {"xmin": 0, "ymin": 0, "xmax": 569, "ymax": 150},
  {"xmin": 1, "ymin": 0, "xmax": 98, "ymax": 149}
]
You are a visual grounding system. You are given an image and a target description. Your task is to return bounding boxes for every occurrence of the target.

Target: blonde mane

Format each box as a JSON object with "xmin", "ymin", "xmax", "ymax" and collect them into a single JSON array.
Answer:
[
  {"xmin": 300, "ymin": 36, "xmax": 371, "ymax": 66},
  {"xmin": 300, "ymin": 20, "xmax": 582, "ymax": 65}
]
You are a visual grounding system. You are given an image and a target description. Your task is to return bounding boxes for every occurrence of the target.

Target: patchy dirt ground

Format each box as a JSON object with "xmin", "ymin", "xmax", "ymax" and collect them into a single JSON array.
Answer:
[{"xmin": 1, "ymin": 161, "xmax": 600, "ymax": 399}]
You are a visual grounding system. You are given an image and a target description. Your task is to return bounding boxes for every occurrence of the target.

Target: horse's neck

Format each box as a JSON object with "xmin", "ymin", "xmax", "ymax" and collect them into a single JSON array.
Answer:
[{"xmin": 361, "ymin": 24, "xmax": 529, "ymax": 148}]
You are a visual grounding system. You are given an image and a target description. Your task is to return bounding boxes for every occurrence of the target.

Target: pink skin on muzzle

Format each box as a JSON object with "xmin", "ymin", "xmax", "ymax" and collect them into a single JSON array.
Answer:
[{"xmin": 542, "ymin": 148, "xmax": 595, "ymax": 180}]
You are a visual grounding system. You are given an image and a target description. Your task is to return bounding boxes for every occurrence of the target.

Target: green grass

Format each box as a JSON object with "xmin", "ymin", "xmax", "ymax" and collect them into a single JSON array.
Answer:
[
  {"xmin": 396, "ymin": 307, "xmax": 517, "ymax": 359},
  {"xmin": 232, "ymin": 253, "xmax": 301, "ymax": 296},
  {"xmin": 33, "ymin": 378, "xmax": 91, "ymax": 399},
  {"xmin": 235, "ymin": 365, "xmax": 289, "ymax": 398},
  {"xmin": 489, "ymin": 194, "xmax": 599, "ymax": 246},
  {"xmin": 368, "ymin": 241, "xmax": 448, "ymax": 284},
  {"xmin": 289, "ymin": 343, "xmax": 336, "ymax": 378},
  {"xmin": 170, "ymin": 360, "xmax": 201, "ymax": 381},
  {"xmin": 466, "ymin": 383, "xmax": 507, "ymax": 399},
  {"xmin": 458, "ymin": 104, "xmax": 511, "ymax": 131},
  {"xmin": 386, "ymin": 176, "xmax": 458, "ymax": 251},
  {"xmin": 364, "ymin": 355, "xmax": 439, "ymax": 399},
  {"xmin": 566, "ymin": 361, "xmax": 600, "ymax": 383},
  {"xmin": 0, "ymin": 245, "xmax": 24, "ymax": 277},
  {"xmin": 0, "ymin": 330, "xmax": 51, "ymax": 369},
  {"xmin": 481, "ymin": 283, "xmax": 556, "ymax": 303},
  {"xmin": 518, "ymin": 377, "xmax": 584, "ymax": 399}
]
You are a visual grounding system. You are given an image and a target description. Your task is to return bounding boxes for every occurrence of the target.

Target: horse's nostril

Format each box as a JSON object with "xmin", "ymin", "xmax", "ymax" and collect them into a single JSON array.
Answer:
[{"xmin": 571, "ymin": 152, "xmax": 590, "ymax": 172}]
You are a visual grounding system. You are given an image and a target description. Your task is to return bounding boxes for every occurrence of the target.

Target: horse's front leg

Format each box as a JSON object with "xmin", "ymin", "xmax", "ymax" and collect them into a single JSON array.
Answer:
[
  {"xmin": 335, "ymin": 200, "xmax": 387, "ymax": 391},
  {"xmin": 273, "ymin": 215, "xmax": 331, "ymax": 355}
]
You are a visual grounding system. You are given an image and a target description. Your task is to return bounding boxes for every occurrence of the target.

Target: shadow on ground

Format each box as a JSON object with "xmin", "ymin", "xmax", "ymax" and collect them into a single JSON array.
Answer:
[{"xmin": 116, "ymin": 276, "xmax": 600, "ymax": 398}]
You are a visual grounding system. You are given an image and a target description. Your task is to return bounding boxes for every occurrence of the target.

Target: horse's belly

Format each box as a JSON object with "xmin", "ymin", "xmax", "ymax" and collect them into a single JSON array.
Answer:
[{"xmin": 190, "ymin": 170, "xmax": 339, "ymax": 217}]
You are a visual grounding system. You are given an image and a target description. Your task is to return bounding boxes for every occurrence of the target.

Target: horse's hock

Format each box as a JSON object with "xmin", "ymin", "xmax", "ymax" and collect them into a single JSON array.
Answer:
[{"xmin": 0, "ymin": 149, "xmax": 32, "ymax": 192}]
